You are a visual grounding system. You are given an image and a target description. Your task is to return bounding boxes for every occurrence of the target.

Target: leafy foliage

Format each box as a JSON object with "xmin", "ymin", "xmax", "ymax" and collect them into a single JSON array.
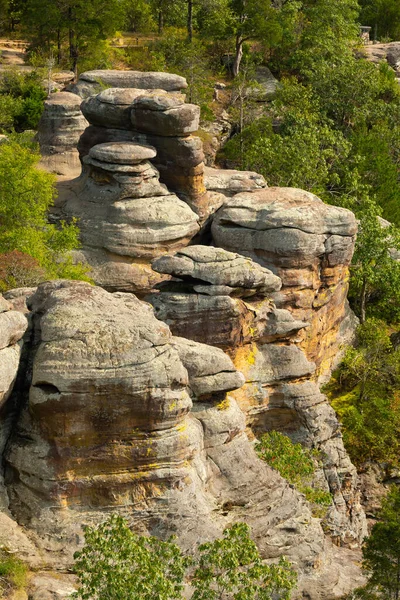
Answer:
[
  {"xmin": 192, "ymin": 522, "xmax": 297, "ymax": 600},
  {"xmin": 0, "ymin": 549, "xmax": 28, "ymax": 596},
  {"xmin": 0, "ymin": 69, "xmax": 46, "ymax": 132},
  {"xmin": 324, "ymin": 319, "xmax": 400, "ymax": 468},
  {"xmin": 0, "ymin": 140, "xmax": 90, "ymax": 283},
  {"xmin": 351, "ymin": 486, "xmax": 400, "ymax": 599},
  {"xmin": 73, "ymin": 514, "xmax": 189, "ymax": 600},
  {"xmin": 73, "ymin": 517, "xmax": 297, "ymax": 600},
  {"xmin": 255, "ymin": 431, "xmax": 332, "ymax": 512}
]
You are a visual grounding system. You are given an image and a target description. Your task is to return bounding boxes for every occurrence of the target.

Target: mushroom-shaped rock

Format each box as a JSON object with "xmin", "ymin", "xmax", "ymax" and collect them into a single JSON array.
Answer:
[
  {"xmin": 62, "ymin": 142, "xmax": 200, "ymax": 293},
  {"xmin": 37, "ymin": 91, "xmax": 88, "ymax": 178},
  {"xmin": 89, "ymin": 141, "xmax": 157, "ymax": 165},
  {"xmin": 152, "ymin": 246, "xmax": 281, "ymax": 297},
  {"xmin": 172, "ymin": 337, "xmax": 245, "ymax": 398}
]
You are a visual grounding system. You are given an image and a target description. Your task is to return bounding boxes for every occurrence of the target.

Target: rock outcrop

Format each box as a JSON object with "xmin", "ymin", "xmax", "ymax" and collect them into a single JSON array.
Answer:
[
  {"xmin": 68, "ymin": 69, "xmax": 188, "ymax": 99},
  {"xmin": 149, "ymin": 185, "xmax": 366, "ymax": 548},
  {"xmin": 0, "ymin": 294, "xmax": 28, "ymax": 507},
  {"xmin": 3, "ymin": 281, "xmax": 365, "ymax": 597},
  {"xmin": 62, "ymin": 141, "xmax": 199, "ymax": 293},
  {"xmin": 1, "ymin": 69, "xmax": 371, "ymax": 599},
  {"xmin": 37, "ymin": 92, "xmax": 88, "ymax": 178}
]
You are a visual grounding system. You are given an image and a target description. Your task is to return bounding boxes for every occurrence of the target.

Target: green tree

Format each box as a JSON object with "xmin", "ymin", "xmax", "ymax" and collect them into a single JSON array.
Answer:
[
  {"xmin": 73, "ymin": 514, "xmax": 189, "ymax": 600},
  {"xmin": 0, "ymin": 140, "xmax": 88, "ymax": 283},
  {"xmin": 357, "ymin": 486, "xmax": 400, "ymax": 599},
  {"xmin": 200, "ymin": 0, "xmax": 281, "ymax": 76},
  {"xmin": 359, "ymin": 0, "xmax": 400, "ymax": 41},
  {"xmin": 325, "ymin": 319, "xmax": 400, "ymax": 467},
  {"xmin": 20, "ymin": 0, "xmax": 125, "ymax": 73},
  {"xmin": 192, "ymin": 522, "xmax": 297, "ymax": 600}
]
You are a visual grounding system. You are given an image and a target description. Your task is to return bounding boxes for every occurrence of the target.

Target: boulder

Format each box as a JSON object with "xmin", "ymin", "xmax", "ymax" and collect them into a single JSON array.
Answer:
[{"xmin": 131, "ymin": 97, "xmax": 200, "ymax": 137}]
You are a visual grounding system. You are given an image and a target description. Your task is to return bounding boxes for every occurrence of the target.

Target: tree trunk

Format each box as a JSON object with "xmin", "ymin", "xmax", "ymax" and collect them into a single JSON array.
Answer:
[
  {"xmin": 187, "ymin": 0, "xmax": 193, "ymax": 42},
  {"xmin": 158, "ymin": 9, "xmax": 163, "ymax": 35},
  {"xmin": 360, "ymin": 276, "xmax": 367, "ymax": 324},
  {"xmin": 233, "ymin": 35, "xmax": 243, "ymax": 77},
  {"xmin": 57, "ymin": 29, "xmax": 61, "ymax": 65}
]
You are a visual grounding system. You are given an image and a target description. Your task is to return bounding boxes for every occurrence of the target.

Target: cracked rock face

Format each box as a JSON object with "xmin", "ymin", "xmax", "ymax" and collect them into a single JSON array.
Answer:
[
  {"xmin": 148, "ymin": 190, "xmax": 366, "ymax": 547},
  {"xmin": 2, "ymin": 281, "xmax": 364, "ymax": 598},
  {"xmin": 62, "ymin": 142, "xmax": 199, "ymax": 294}
]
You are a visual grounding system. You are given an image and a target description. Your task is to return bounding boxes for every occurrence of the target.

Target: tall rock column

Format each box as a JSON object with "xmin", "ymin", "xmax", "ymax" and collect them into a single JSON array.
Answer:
[{"xmin": 62, "ymin": 141, "xmax": 200, "ymax": 294}]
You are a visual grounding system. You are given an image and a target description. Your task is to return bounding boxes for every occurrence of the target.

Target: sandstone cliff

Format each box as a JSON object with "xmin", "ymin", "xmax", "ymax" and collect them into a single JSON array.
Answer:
[{"xmin": 0, "ymin": 70, "xmax": 368, "ymax": 598}]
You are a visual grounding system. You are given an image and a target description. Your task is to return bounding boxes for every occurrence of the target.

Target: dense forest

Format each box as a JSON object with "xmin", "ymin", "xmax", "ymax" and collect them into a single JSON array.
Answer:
[{"xmin": 1, "ymin": 0, "xmax": 400, "ymax": 597}]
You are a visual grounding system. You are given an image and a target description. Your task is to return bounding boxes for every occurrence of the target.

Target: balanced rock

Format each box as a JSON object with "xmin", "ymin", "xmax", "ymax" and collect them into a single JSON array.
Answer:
[
  {"xmin": 68, "ymin": 70, "xmax": 188, "ymax": 99},
  {"xmin": 37, "ymin": 91, "xmax": 88, "ymax": 178},
  {"xmin": 62, "ymin": 142, "xmax": 199, "ymax": 293},
  {"xmin": 152, "ymin": 245, "xmax": 281, "ymax": 297},
  {"xmin": 131, "ymin": 93, "xmax": 200, "ymax": 137}
]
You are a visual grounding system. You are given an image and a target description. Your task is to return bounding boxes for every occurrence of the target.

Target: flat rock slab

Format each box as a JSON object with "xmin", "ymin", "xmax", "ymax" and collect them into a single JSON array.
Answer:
[
  {"xmin": 80, "ymin": 70, "xmax": 187, "ymax": 90},
  {"xmin": 89, "ymin": 141, "xmax": 156, "ymax": 164},
  {"xmin": 152, "ymin": 245, "xmax": 281, "ymax": 295}
]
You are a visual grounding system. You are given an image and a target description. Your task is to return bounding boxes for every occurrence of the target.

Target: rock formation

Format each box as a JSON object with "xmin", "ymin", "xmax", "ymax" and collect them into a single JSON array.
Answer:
[
  {"xmin": 3, "ymin": 281, "xmax": 364, "ymax": 597},
  {"xmin": 148, "ymin": 186, "xmax": 366, "ymax": 546},
  {"xmin": 62, "ymin": 141, "xmax": 199, "ymax": 293},
  {"xmin": 0, "ymin": 70, "xmax": 369, "ymax": 598},
  {"xmin": 37, "ymin": 92, "xmax": 88, "ymax": 178},
  {"xmin": 0, "ymin": 294, "xmax": 27, "ymax": 508}
]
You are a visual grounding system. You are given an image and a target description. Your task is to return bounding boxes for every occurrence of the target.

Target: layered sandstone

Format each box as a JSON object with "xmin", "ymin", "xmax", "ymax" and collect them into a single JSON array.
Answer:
[
  {"xmin": 62, "ymin": 141, "xmax": 199, "ymax": 293},
  {"xmin": 149, "ymin": 187, "xmax": 366, "ymax": 548},
  {"xmin": 37, "ymin": 92, "xmax": 88, "ymax": 178},
  {"xmin": 3, "ymin": 281, "xmax": 364, "ymax": 597}
]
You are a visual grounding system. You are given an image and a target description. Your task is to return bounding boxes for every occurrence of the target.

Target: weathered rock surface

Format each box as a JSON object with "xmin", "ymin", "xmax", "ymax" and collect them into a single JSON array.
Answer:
[
  {"xmin": 60, "ymin": 142, "xmax": 199, "ymax": 293},
  {"xmin": 148, "ymin": 186, "xmax": 366, "ymax": 547},
  {"xmin": 2, "ymin": 281, "xmax": 364, "ymax": 597},
  {"xmin": 152, "ymin": 246, "xmax": 281, "ymax": 297},
  {"xmin": 68, "ymin": 70, "xmax": 188, "ymax": 99},
  {"xmin": 211, "ymin": 187, "xmax": 358, "ymax": 378},
  {"xmin": 204, "ymin": 166, "xmax": 267, "ymax": 197},
  {"xmin": 37, "ymin": 92, "xmax": 88, "ymax": 178}
]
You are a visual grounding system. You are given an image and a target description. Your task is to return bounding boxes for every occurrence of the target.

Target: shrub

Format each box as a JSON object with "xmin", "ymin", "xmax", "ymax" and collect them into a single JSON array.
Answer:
[
  {"xmin": 324, "ymin": 319, "xmax": 400, "ymax": 468},
  {"xmin": 255, "ymin": 431, "xmax": 332, "ymax": 513},
  {"xmin": 0, "ymin": 549, "xmax": 28, "ymax": 596},
  {"xmin": 0, "ymin": 250, "xmax": 46, "ymax": 292}
]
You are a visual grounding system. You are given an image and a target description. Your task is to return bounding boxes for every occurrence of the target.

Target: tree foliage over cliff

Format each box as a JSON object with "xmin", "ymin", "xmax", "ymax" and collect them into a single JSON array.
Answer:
[
  {"xmin": 73, "ymin": 515, "xmax": 297, "ymax": 600},
  {"xmin": 0, "ymin": 140, "xmax": 89, "ymax": 290}
]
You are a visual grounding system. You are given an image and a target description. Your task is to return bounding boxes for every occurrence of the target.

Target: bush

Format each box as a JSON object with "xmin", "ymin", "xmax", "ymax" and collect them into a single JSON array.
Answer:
[
  {"xmin": 0, "ymin": 140, "xmax": 90, "ymax": 283},
  {"xmin": 0, "ymin": 69, "xmax": 46, "ymax": 131},
  {"xmin": 324, "ymin": 319, "xmax": 400, "ymax": 468},
  {"xmin": 0, "ymin": 250, "xmax": 46, "ymax": 291},
  {"xmin": 255, "ymin": 431, "xmax": 332, "ymax": 513},
  {"xmin": 0, "ymin": 549, "xmax": 28, "ymax": 596},
  {"xmin": 73, "ymin": 516, "xmax": 298, "ymax": 600}
]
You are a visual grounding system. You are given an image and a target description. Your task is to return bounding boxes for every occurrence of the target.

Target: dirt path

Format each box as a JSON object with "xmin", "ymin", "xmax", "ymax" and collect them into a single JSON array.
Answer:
[{"xmin": 0, "ymin": 38, "xmax": 33, "ymax": 72}]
